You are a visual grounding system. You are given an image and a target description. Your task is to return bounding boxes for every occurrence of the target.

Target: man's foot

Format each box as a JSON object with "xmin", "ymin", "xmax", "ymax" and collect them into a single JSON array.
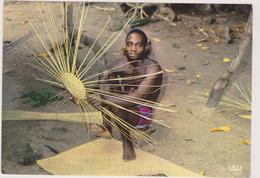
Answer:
[
  {"xmin": 90, "ymin": 124, "xmax": 112, "ymax": 139},
  {"xmin": 141, "ymin": 126, "xmax": 155, "ymax": 134}
]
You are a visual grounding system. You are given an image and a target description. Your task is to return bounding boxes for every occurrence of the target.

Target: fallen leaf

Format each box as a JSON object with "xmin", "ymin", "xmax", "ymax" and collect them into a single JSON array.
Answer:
[
  {"xmin": 201, "ymin": 46, "xmax": 209, "ymax": 50},
  {"xmin": 37, "ymin": 52, "xmax": 49, "ymax": 58},
  {"xmin": 209, "ymin": 29, "xmax": 216, "ymax": 34},
  {"xmin": 18, "ymin": 20, "xmax": 28, "ymax": 25},
  {"xmin": 170, "ymin": 22, "xmax": 177, "ymax": 27},
  {"xmin": 210, "ymin": 126, "xmax": 232, "ymax": 132},
  {"xmin": 214, "ymin": 39, "xmax": 220, "ymax": 43},
  {"xmin": 200, "ymin": 170, "xmax": 206, "ymax": 176},
  {"xmin": 164, "ymin": 68, "xmax": 176, "ymax": 73},
  {"xmin": 186, "ymin": 79, "xmax": 195, "ymax": 85},
  {"xmin": 204, "ymin": 91, "xmax": 209, "ymax": 97},
  {"xmin": 151, "ymin": 37, "xmax": 160, "ymax": 42},
  {"xmin": 198, "ymin": 28, "xmax": 205, "ymax": 32},
  {"xmin": 240, "ymin": 139, "xmax": 251, "ymax": 145},
  {"xmin": 223, "ymin": 57, "xmax": 231, "ymax": 62},
  {"xmin": 238, "ymin": 114, "xmax": 251, "ymax": 120}
]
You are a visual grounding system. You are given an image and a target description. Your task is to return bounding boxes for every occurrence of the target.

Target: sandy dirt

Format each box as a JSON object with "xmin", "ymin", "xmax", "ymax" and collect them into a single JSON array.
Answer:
[{"xmin": 2, "ymin": 2, "xmax": 251, "ymax": 177}]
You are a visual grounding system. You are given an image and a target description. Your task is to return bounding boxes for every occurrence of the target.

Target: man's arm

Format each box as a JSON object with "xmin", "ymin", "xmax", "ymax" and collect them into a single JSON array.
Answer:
[{"xmin": 104, "ymin": 64, "xmax": 162, "ymax": 107}]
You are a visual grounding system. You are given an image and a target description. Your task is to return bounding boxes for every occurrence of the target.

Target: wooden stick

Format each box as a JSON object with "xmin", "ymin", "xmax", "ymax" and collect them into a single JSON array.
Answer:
[
  {"xmin": 2, "ymin": 110, "xmax": 102, "ymax": 124},
  {"xmin": 93, "ymin": 5, "xmax": 115, "ymax": 11},
  {"xmin": 197, "ymin": 28, "xmax": 208, "ymax": 42}
]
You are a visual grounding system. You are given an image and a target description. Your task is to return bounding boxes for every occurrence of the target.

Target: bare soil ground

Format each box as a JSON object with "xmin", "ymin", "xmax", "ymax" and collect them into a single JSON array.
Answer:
[{"xmin": 2, "ymin": 2, "xmax": 251, "ymax": 177}]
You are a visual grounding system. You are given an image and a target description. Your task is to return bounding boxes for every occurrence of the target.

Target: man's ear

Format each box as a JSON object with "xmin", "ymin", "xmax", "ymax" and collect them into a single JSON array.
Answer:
[{"xmin": 145, "ymin": 40, "xmax": 152, "ymax": 54}]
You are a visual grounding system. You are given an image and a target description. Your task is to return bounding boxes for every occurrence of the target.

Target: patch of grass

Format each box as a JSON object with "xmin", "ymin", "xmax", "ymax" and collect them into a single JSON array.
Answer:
[
  {"xmin": 112, "ymin": 18, "xmax": 159, "ymax": 31},
  {"xmin": 20, "ymin": 89, "xmax": 63, "ymax": 107},
  {"xmin": 172, "ymin": 43, "xmax": 180, "ymax": 48}
]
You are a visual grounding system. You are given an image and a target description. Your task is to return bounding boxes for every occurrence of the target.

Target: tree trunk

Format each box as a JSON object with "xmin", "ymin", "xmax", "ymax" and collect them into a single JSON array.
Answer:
[{"xmin": 207, "ymin": 10, "xmax": 252, "ymax": 107}]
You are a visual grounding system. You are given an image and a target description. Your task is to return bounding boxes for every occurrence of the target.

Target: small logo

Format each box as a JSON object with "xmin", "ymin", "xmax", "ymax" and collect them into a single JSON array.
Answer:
[{"xmin": 229, "ymin": 164, "xmax": 243, "ymax": 177}]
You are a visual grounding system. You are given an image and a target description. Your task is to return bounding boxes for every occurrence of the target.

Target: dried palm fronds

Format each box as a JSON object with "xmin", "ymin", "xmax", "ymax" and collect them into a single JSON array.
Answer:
[
  {"xmin": 19, "ymin": 2, "xmax": 175, "ymax": 147},
  {"xmin": 190, "ymin": 81, "xmax": 251, "ymax": 115},
  {"xmin": 219, "ymin": 82, "xmax": 251, "ymax": 113}
]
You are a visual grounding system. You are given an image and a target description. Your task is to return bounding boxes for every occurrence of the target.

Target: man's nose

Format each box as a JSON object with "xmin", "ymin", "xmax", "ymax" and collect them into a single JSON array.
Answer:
[{"xmin": 130, "ymin": 45, "xmax": 137, "ymax": 51}]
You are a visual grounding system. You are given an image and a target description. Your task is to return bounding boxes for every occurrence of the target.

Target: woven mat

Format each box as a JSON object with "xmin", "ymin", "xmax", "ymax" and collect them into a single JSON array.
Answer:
[{"xmin": 37, "ymin": 138, "xmax": 202, "ymax": 176}]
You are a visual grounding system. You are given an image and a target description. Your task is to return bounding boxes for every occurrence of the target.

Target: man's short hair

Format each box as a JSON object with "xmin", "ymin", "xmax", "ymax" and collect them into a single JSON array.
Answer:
[{"xmin": 126, "ymin": 28, "xmax": 148, "ymax": 45}]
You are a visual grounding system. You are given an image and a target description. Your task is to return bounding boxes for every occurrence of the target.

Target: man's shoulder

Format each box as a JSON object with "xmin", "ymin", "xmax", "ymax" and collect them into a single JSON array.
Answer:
[{"xmin": 143, "ymin": 58, "xmax": 161, "ymax": 70}]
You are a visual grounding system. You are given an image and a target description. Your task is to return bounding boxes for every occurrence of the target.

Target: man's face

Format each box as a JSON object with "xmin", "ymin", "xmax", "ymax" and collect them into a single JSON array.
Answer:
[{"xmin": 125, "ymin": 33, "xmax": 146, "ymax": 61}]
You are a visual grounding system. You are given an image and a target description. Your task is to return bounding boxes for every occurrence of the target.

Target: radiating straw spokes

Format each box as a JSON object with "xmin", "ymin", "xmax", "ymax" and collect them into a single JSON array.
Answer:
[
  {"xmin": 87, "ymin": 95, "xmax": 158, "ymax": 146},
  {"xmin": 55, "ymin": 91, "xmax": 73, "ymax": 111},
  {"xmin": 45, "ymin": 3, "xmax": 67, "ymax": 72},
  {"xmin": 65, "ymin": 3, "xmax": 82, "ymax": 73},
  {"xmin": 87, "ymin": 93, "xmax": 171, "ymax": 129},
  {"xmin": 77, "ymin": 16, "xmax": 112, "ymax": 73},
  {"xmin": 87, "ymin": 87, "xmax": 175, "ymax": 114},
  {"xmin": 77, "ymin": 11, "xmax": 137, "ymax": 79},
  {"xmin": 71, "ymin": 3, "xmax": 90, "ymax": 74},
  {"xmin": 39, "ymin": 3, "xmax": 65, "ymax": 74},
  {"xmin": 84, "ymin": 71, "xmax": 163, "ymax": 85},
  {"xmin": 82, "ymin": 62, "xmax": 159, "ymax": 83},
  {"xmin": 80, "ymin": 100, "xmax": 114, "ymax": 138},
  {"xmin": 99, "ymin": 105, "xmax": 157, "ymax": 146},
  {"xmin": 86, "ymin": 81, "xmax": 171, "ymax": 107},
  {"xmin": 26, "ymin": 47, "xmax": 63, "ymax": 81},
  {"xmin": 233, "ymin": 82, "xmax": 251, "ymax": 104},
  {"xmin": 22, "ymin": 3, "xmax": 65, "ymax": 78}
]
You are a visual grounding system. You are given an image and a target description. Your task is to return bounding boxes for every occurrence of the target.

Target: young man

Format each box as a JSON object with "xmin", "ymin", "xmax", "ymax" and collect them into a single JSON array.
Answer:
[{"xmin": 93, "ymin": 29, "xmax": 163, "ymax": 161}]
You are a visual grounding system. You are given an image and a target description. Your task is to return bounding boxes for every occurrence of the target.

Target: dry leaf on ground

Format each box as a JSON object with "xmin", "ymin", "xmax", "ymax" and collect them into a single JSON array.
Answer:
[
  {"xmin": 201, "ymin": 46, "xmax": 209, "ymax": 50},
  {"xmin": 240, "ymin": 139, "xmax": 251, "ymax": 145},
  {"xmin": 151, "ymin": 37, "xmax": 160, "ymax": 42},
  {"xmin": 238, "ymin": 114, "xmax": 251, "ymax": 120},
  {"xmin": 36, "ymin": 52, "xmax": 49, "ymax": 58},
  {"xmin": 199, "ymin": 170, "xmax": 206, "ymax": 176},
  {"xmin": 164, "ymin": 68, "xmax": 176, "ymax": 73},
  {"xmin": 223, "ymin": 57, "xmax": 231, "ymax": 62},
  {"xmin": 210, "ymin": 126, "xmax": 232, "ymax": 132}
]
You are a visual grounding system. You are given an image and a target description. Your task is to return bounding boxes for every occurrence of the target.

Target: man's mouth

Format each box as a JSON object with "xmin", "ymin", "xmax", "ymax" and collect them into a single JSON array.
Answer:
[{"xmin": 128, "ymin": 53, "xmax": 137, "ymax": 57}]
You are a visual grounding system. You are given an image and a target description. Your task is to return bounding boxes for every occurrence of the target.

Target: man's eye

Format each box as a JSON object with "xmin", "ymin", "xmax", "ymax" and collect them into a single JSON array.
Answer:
[
  {"xmin": 136, "ymin": 43, "xmax": 144, "ymax": 47},
  {"xmin": 127, "ymin": 42, "xmax": 132, "ymax": 45}
]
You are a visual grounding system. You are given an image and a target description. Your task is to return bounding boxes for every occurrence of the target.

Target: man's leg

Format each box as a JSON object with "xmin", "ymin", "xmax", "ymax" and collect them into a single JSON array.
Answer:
[
  {"xmin": 111, "ymin": 107, "xmax": 138, "ymax": 161},
  {"xmin": 90, "ymin": 105, "xmax": 113, "ymax": 139}
]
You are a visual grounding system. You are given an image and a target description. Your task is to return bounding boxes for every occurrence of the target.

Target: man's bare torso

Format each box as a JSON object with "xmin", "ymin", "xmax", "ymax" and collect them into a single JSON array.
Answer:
[{"xmin": 109, "ymin": 57, "xmax": 163, "ymax": 102}]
